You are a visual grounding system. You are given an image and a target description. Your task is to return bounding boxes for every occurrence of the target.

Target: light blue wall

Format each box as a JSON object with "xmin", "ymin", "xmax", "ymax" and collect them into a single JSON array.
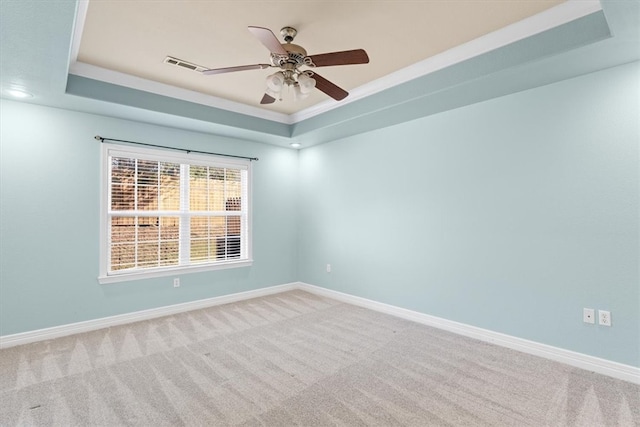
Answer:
[
  {"xmin": 1, "ymin": 62, "xmax": 638, "ymax": 367},
  {"xmin": 0, "ymin": 101, "xmax": 298, "ymax": 335},
  {"xmin": 298, "ymin": 62, "xmax": 640, "ymax": 367}
]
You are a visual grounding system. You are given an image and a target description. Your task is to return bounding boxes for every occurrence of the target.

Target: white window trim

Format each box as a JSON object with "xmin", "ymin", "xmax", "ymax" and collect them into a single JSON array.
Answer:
[{"xmin": 98, "ymin": 143, "xmax": 253, "ymax": 284}]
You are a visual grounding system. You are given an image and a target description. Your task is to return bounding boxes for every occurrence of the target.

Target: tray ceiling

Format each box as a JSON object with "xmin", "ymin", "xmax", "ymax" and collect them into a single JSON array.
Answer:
[{"xmin": 72, "ymin": 0, "xmax": 565, "ymax": 118}]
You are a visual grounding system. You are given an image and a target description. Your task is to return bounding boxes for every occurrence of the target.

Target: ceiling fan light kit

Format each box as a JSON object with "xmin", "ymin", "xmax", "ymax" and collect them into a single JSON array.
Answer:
[
  {"xmin": 168, "ymin": 25, "xmax": 369, "ymax": 106},
  {"xmin": 266, "ymin": 72, "xmax": 285, "ymax": 92},
  {"xmin": 297, "ymin": 73, "xmax": 316, "ymax": 94}
]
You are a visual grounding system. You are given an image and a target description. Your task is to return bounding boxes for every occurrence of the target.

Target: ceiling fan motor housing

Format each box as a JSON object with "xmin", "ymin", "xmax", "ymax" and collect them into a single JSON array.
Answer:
[{"xmin": 271, "ymin": 43, "xmax": 308, "ymax": 68}]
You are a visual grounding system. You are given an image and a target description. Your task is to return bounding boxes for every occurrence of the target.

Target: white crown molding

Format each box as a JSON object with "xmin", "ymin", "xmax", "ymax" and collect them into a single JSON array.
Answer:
[
  {"xmin": 68, "ymin": 2, "xmax": 290, "ymax": 123},
  {"xmin": 297, "ymin": 283, "xmax": 640, "ymax": 385},
  {"xmin": 68, "ymin": 0, "xmax": 89, "ymax": 67},
  {"xmin": 68, "ymin": 0, "xmax": 602, "ymax": 126},
  {"xmin": 68, "ymin": 62, "xmax": 292, "ymax": 124},
  {"xmin": 2, "ymin": 279, "xmax": 635, "ymax": 385},
  {"xmin": 289, "ymin": 0, "xmax": 603, "ymax": 122}
]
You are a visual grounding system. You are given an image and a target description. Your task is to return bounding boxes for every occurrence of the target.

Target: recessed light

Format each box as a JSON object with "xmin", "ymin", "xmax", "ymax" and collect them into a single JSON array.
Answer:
[
  {"xmin": 5, "ymin": 88, "xmax": 33, "ymax": 99},
  {"xmin": 290, "ymin": 143, "xmax": 301, "ymax": 148}
]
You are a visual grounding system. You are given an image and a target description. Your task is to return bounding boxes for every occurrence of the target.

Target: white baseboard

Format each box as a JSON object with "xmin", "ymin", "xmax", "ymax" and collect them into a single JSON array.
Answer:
[
  {"xmin": 296, "ymin": 282, "xmax": 640, "ymax": 385},
  {"xmin": 1, "ymin": 280, "xmax": 637, "ymax": 385},
  {"xmin": 0, "ymin": 282, "xmax": 297, "ymax": 349}
]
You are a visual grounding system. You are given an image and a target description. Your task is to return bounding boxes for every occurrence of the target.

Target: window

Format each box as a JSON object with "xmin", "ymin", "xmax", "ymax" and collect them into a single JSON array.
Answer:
[{"xmin": 99, "ymin": 143, "xmax": 252, "ymax": 284}]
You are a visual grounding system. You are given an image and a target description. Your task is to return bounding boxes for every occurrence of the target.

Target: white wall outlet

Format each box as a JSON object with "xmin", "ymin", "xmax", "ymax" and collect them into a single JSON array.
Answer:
[
  {"xmin": 598, "ymin": 310, "xmax": 611, "ymax": 326},
  {"xmin": 583, "ymin": 308, "xmax": 595, "ymax": 324},
  {"xmin": 326, "ymin": 264, "xmax": 331, "ymax": 273},
  {"xmin": 173, "ymin": 278, "xmax": 180, "ymax": 288}
]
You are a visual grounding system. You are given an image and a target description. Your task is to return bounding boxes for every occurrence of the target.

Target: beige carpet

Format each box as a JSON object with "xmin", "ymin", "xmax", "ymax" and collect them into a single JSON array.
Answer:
[{"xmin": 0, "ymin": 290, "xmax": 638, "ymax": 426}]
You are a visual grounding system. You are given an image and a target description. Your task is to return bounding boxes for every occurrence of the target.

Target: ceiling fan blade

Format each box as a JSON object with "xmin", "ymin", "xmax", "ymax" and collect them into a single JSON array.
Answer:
[
  {"xmin": 311, "ymin": 72, "xmax": 348, "ymax": 101},
  {"xmin": 202, "ymin": 64, "xmax": 270, "ymax": 75},
  {"xmin": 260, "ymin": 93, "xmax": 276, "ymax": 104},
  {"xmin": 308, "ymin": 49, "xmax": 369, "ymax": 67},
  {"xmin": 248, "ymin": 26, "xmax": 288, "ymax": 55}
]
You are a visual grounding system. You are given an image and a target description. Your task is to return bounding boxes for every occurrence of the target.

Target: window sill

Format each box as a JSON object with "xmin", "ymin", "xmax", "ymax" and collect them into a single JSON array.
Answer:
[{"xmin": 98, "ymin": 259, "xmax": 253, "ymax": 284}]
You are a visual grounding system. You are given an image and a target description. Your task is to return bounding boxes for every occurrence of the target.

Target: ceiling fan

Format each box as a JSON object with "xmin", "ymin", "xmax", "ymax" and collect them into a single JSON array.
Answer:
[{"xmin": 167, "ymin": 26, "xmax": 369, "ymax": 105}]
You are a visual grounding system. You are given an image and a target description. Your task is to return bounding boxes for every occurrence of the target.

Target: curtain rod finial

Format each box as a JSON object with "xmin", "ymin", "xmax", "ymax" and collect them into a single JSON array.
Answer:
[{"xmin": 94, "ymin": 135, "xmax": 103, "ymax": 141}]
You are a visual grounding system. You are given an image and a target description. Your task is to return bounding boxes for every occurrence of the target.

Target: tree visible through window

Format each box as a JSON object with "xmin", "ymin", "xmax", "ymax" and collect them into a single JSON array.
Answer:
[{"xmin": 100, "ymin": 144, "xmax": 251, "ymax": 283}]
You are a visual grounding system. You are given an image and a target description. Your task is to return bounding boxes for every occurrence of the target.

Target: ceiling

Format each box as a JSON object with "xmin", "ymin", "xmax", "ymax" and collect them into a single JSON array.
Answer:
[
  {"xmin": 74, "ymin": 0, "xmax": 564, "ymax": 116},
  {"xmin": 1, "ymin": 1, "xmax": 639, "ymax": 148}
]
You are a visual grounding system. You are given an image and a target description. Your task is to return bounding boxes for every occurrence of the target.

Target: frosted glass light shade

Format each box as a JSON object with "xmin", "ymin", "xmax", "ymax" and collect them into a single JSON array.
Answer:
[
  {"xmin": 266, "ymin": 72, "xmax": 285, "ymax": 92},
  {"xmin": 293, "ymin": 85, "xmax": 309, "ymax": 101},
  {"xmin": 297, "ymin": 73, "xmax": 316, "ymax": 94}
]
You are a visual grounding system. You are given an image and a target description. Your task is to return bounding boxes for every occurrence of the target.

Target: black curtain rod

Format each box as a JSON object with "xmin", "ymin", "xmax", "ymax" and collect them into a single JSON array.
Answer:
[{"xmin": 94, "ymin": 136, "xmax": 259, "ymax": 161}]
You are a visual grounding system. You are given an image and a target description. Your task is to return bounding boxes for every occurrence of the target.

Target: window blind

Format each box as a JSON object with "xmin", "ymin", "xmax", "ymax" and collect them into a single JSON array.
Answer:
[{"xmin": 100, "ymin": 144, "xmax": 251, "ymax": 282}]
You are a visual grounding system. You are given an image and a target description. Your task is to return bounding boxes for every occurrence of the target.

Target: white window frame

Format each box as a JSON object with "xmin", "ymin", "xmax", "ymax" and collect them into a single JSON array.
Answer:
[{"xmin": 98, "ymin": 143, "xmax": 252, "ymax": 284}]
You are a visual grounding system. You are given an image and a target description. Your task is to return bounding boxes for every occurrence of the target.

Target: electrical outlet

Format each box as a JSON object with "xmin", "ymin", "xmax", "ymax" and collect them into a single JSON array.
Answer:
[
  {"xmin": 598, "ymin": 310, "xmax": 611, "ymax": 326},
  {"xmin": 326, "ymin": 264, "xmax": 331, "ymax": 273},
  {"xmin": 583, "ymin": 308, "xmax": 595, "ymax": 324},
  {"xmin": 173, "ymin": 278, "xmax": 180, "ymax": 288}
]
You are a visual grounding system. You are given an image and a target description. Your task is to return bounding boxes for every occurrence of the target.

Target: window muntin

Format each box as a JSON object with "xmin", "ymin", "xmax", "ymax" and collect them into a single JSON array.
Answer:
[{"xmin": 100, "ymin": 144, "xmax": 251, "ymax": 283}]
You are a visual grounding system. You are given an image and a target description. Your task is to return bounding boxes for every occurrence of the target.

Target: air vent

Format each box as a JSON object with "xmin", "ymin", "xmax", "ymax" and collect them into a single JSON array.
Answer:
[{"xmin": 164, "ymin": 56, "xmax": 207, "ymax": 73}]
